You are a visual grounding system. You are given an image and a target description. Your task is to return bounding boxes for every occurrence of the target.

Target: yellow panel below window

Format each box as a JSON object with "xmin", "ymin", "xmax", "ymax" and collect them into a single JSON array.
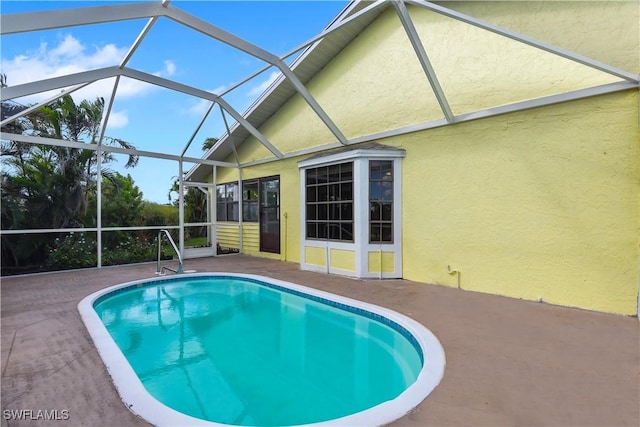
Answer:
[
  {"xmin": 368, "ymin": 251, "xmax": 395, "ymax": 273},
  {"xmin": 305, "ymin": 246, "xmax": 327, "ymax": 267},
  {"xmin": 330, "ymin": 249, "xmax": 355, "ymax": 272}
]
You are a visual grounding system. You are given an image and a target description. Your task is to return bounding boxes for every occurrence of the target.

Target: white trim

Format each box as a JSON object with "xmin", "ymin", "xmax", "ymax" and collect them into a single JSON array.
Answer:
[
  {"xmin": 303, "ymin": 240, "xmax": 354, "ymax": 251},
  {"xmin": 298, "ymin": 148, "xmax": 406, "ymax": 169},
  {"xmin": 299, "ymin": 168, "xmax": 307, "ymax": 268},
  {"xmin": 78, "ymin": 272, "xmax": 446, "ymax": 427},
  {"xmin": 395, "ymin": 157, "xmax": 403, "ymax": 276},
  {"xmin": 354, "ymin": 158, "xmax": 368, "ymax": 277}
]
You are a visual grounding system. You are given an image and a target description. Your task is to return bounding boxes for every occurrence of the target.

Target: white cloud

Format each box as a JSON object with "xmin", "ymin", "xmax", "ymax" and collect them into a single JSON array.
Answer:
[
  {"xmin": 2, "ymin": 33, "xmax": 177, "ymax": 109},
  {"xmin": 49, "ymin": 34, "xmax": 83, "ymax": 59},
  {"xmin": 188, "ymin": 98, "xmax": 213, "ymax": 116},
  {"xmin": 106, "ymin": 110, "xmax": 129, "ymax": 129},
  {"xmin": 210, "ymin": 85, "xmax": 226, "ymax": 96},
  {"xmin": 163, "ymin": 60, "xmax": 176, "ymax": 77},
  {"xmin": 187, "ymin": 86, "xmax": 226, "ymax": 116},
  {"xmin": 152, "ymin": 60, "xmax": 176, "ymax": 79},
  {"xmin": 247, "ymin": 71, "xmax": 281, "ymax": 97}
]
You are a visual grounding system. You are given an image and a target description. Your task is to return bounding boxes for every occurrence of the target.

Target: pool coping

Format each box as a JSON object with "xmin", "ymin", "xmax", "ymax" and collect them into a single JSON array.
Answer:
[{"xmin": 78, "ymin": 272, "xmax": 446, "ymax": 427}]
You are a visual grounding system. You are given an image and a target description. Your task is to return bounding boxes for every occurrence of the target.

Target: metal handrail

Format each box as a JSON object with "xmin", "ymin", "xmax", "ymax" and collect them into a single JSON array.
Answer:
[{"xmin": 156, "ymin": 229, "xmax": 183, "ymax": 275}]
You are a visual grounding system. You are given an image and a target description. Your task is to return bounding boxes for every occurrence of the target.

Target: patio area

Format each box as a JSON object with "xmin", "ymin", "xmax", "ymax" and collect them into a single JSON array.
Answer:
[{"xmin": 1, "ymin": 254, "xmax": 638, "ymax": 427}]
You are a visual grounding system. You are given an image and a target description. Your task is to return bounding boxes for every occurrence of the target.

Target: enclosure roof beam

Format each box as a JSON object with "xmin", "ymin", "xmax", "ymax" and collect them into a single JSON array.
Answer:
[
  {"xmin": 1, "ymin": 67, "xmax": 120, "ymax": 101},
  {"xmin": 393, "ymin": 0, "xmax": 455, "ymax": 123},
  {"xmin": 120, "ymin": 68, "xmax": 283, "ymax": 159},
  {"xmin": 163, "ymin": 5, "xmax": 348, "ymax": 145},
  {"xmin": 181, "ymin": 102, "xmax": 216, "ymax": 157},
  {"xmin": 3, "ymin": 63, "xmax": 281, "ymax": 159},
  {"xmin": 406, "ymin": 0, "xmax": 639, "ymax": 84},
  {"xmin": 279, "ymin": 0, "xmax": 388, "ymax": 60},
  {"xmin": 277, "ymin": 61, "xmax": 349, "ymax": 145},
  {"xmin": 220, "ymin": 109, "xmax": 240, "ymax": 166},
  {"xmin": 0, "ymin": 132, "xmax": 238, "ymax": 168},
  {"xmin": 120, "ymin": 16, "xmax": 159, "ymax": 68},
  {"xmin": 163, "ymin": 5, "xmax": 280, "ymax": 66},
  {"xmin": 239, "ymin": 80, "xmax": 637, "ymax": 168},
  {"xmin": 0, "ymin": 2, "xmax": 167, "ymax": 35},
  {"xmin": 0, "ymin": 82, "xmax": 91, "ymax": 127}
]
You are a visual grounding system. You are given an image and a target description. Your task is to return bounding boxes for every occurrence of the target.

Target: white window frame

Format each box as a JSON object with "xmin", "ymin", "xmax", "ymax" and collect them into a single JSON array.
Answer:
[{"xmin": 298, "ymin": 147, "xmax": 404, "ymax": 278}]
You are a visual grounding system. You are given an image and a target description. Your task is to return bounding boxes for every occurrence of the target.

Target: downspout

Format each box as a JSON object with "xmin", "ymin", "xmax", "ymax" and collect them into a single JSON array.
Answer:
[{"xmin": 283, "ymin": 212, "xmax": 288, "ymax": 261}]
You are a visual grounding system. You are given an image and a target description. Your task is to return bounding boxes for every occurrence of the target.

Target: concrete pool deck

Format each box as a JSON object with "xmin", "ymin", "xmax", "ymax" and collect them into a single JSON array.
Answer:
[{"xmin": 1, "ymin": 255, "xmax": 638, "ymax": 427}]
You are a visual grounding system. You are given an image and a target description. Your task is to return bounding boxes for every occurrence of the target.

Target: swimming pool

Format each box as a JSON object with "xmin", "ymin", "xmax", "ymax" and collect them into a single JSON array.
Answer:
[{"xmin": 79, "ymin": 273, "xmax": 445, "ymax": 426}]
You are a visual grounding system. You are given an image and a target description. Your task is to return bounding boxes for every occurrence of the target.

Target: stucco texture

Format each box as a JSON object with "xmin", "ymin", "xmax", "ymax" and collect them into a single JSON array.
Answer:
[
  {"xmin": 399, "ymin": 91, "xmax": 639, "ymax": 315},
  {"xmin": 443, "ymin": 0, "xmax": 640, "ymax": 75}
]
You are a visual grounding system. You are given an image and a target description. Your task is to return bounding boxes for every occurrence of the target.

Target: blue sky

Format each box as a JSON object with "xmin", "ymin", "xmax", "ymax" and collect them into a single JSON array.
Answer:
[{"xmin": 1, "ymin": 1, "xmax": 350, "ymax": 203}]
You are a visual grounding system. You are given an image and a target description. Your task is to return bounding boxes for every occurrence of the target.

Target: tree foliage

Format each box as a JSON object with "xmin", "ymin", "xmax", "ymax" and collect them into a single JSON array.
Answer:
[{"xmin": 0, "ymin": 95, "xmax": 142, "ymax": 273}]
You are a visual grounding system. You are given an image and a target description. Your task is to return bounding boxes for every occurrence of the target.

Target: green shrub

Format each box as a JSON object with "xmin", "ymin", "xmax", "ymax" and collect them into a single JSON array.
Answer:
[
  {"xmin": 46, "ymin": 233, "xmax": 97, "ymax": 270},
  {"xmin": 46, "ymin": 233, "xmax": 173, "ymax": 270}
]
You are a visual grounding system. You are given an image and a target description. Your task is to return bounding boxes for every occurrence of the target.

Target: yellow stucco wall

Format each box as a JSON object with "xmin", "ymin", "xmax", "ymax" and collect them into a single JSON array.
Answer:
[
  {"xmin": 399, "ymin": 90, "xmax": 639, "ymax": 315},
  {"xmin": 406, "ymin": 5, "xmax": 620, "ymax": 115},
  {"xmin": 209, "ymin": 2, "xmax": 639, "ymax": 314},
  {"xmin": 442, "ymin": 0, "xmax": 639, "ymax": 75}
]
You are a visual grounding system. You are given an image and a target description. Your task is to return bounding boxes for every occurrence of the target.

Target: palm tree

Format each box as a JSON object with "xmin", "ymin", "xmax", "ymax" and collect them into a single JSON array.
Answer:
[
  {"xmin": 1, "ymin": 94, "xmax": 139, "ymax": 272},
  {"xmin": 33, "ymin": 95, "xmax": 139, "ymax": 223},
  {"xmin": 202, "ymin": 137, "xmax": 218, "ymax": 151}
]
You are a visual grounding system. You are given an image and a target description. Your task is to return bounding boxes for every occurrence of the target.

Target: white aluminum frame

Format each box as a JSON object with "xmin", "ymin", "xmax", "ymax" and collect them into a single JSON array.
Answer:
[{"xmin": 1, "ymin": 0, "xmax": 638, "ymax": 273}]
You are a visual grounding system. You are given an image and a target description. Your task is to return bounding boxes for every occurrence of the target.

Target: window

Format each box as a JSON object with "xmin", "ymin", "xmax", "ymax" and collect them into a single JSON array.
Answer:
[
  {"xmin": 242, "ymin": 181, "xmax": 259, "ymax": 222},
  {"xmin": 369, "ymin": 160, "xmax": 393, "ymax": 243},
  {"xmin": 305, "ymin": 162, "xmax": 353, "ymax": 242},
  {"xmin": 216, "ymin": 183, "xmax": 238, "ymax": 221}
]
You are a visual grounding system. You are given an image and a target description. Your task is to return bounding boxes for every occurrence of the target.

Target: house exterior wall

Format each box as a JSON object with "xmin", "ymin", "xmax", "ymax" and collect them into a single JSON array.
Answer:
[
  {"xmin": 397, "ymin": 90, "xmax": 639, "ymax": 315},
  {"xmin": 210, "ymin": 1, "xmax": 639, "ymax": 314}
]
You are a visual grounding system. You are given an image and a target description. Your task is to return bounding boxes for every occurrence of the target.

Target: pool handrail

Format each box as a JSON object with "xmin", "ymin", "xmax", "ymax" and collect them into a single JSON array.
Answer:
[{"xmin": 156, "ymin": 230, "xmax": 183, "ymax": 275}]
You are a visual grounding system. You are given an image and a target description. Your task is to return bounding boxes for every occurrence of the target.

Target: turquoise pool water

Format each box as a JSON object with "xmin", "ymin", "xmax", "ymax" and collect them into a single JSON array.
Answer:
[{"xmin": 94, "ymin": 276, "xmax": 424, "ymax": 426}]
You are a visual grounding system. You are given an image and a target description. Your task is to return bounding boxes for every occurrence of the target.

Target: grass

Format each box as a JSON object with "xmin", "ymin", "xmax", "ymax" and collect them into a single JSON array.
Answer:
[{"xmin": 184, "ymin": 236, "xmax": 209, "ymax": 248}]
